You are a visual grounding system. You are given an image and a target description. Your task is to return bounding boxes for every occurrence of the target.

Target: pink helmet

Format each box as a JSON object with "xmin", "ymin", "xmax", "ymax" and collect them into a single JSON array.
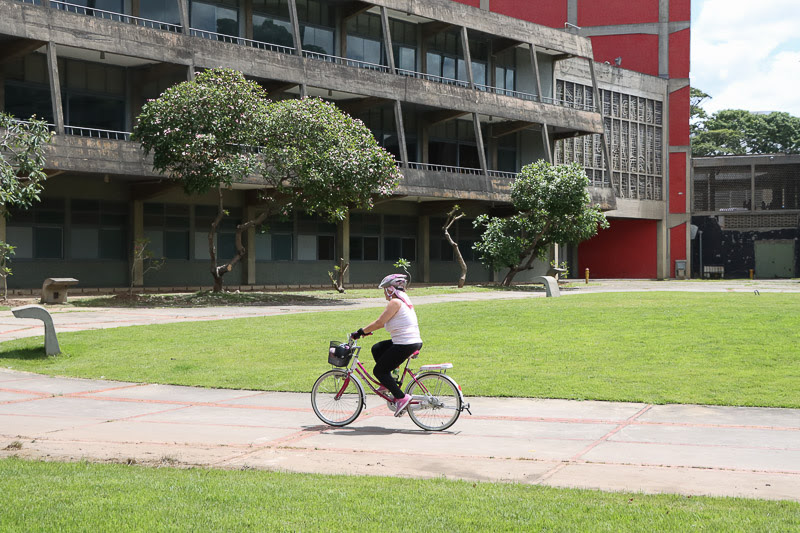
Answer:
[{"xmin": 379, "ymin": 274, "xmax": 408, "ymax": 291}]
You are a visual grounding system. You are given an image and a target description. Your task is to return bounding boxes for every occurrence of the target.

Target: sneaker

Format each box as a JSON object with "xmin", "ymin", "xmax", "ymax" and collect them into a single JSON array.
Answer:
[{"xmin": 393, "ymin": 394, "xmax": 413, "ymax": 417}]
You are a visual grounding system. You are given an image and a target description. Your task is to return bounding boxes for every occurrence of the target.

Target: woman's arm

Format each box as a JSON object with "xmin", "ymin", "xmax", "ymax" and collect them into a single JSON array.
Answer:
[{"xmin": 362, "ymin": 299, "xmax": 402, "ymax": 334}]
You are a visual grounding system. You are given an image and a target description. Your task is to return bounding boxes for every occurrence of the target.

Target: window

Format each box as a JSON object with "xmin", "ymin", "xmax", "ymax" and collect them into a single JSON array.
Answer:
[
  {"xmin": 139, "ymin": 0, "xmax": 180, "ymax": 24},
  {"xmin": 70, "ymin": 199, "xmax": 127, "ymax": 260},
  {"xmin": 143, "ymin": 203, "xmax": 190, "ymax": 260},
  {"xmin": 350, "ymin": 236, "xmax": 379, "ymax": 261},
  {"xmin": 297, "ymin": 213, "xmax": 335, "ymax": 260},
  {"xmin": 349, "ymin": 213, "xmax": 380, "ymax": 261},
  {"xmin": 6, "ymin": 199, "xmax": 65, "ymax": 260},
  {"xmin": 253, "ymin": 15, "xmax": 293, "ymax": 47},
  {"xmin": 384, "ymin": 237, "xmax": 415, "ymax": 262},
  {"xmin": 391, "ymin": 18, "xmax": 417, "ymax": 71},
  {"xmin": 254, "ymin": 217, "xmax": 293, "ymax": 260},
  {"xmin": 298, "ymin": 0, "xmax": 334, "ymax": 54},
  {"xmin": 192, "ymin": 0, "xmax": 240, "ymax": 38}
]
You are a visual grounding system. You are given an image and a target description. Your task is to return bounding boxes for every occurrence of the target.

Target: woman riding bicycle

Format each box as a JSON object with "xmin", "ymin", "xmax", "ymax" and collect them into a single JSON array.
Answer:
[{"xmin": 351, "ymin": 274, "xmax": 422, "ymax": 416}]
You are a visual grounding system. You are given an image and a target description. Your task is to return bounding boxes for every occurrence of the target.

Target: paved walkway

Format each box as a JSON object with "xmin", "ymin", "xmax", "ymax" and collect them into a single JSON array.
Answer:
[{"xmin": 1, "ymin": 280, "xmax": 799, "ymax": 501}]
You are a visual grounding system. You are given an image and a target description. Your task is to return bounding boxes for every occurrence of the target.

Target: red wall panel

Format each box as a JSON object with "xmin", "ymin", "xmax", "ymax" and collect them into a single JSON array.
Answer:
[
  {"xmin": 669, "ymin": 152, "xmax": 687, "ymax": 214},
  {"xmin": 450, "ymin": 0, "xmax": 480, "ymax": 7},
  {"xmin": 669, "ymin": 29, "xmax": 690, "ymax": 79},
  {"xmin": 589, "ymin": 34, "xmax": 660, "ymax": 77},
  {"xmin": 578, "ymin": 0, "xmax": 659, "ymax": 26},
  {"xmin": 490, "ymin": 0, "xmax": 567, "ymax": 28},
  {"xmin": 669, "ymin": 86, "xmax": 690, "ymax": 146},
  {"xmin": 670, "ymin": 0, "xmax": 691, "ymax": 21},
  {"xmin": 670, "ymin": 224, "xmax": 687, "ymax": 276},
  {"xmin": 578, "ymin": 219, "xmax": 658, "ymax": 278}
]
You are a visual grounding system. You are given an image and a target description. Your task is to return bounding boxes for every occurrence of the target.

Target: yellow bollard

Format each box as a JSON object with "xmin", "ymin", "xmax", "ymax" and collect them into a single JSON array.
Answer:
[
  {"xmin": 584, "ymin": 267, "xmax": 589, "ymax": 284},
  {"xmin": 749, "ymin": 268, "xmax": 754, "ymax": 280}
]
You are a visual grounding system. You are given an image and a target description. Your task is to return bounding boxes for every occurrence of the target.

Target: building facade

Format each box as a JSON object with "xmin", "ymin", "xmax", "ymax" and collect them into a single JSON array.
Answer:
[
  {"xmin": 692, "ymin": 154, "xmax": 800, "ymax": 279},
  {"xmin": 0, "ymin": 0, "xmax": 676, "ymax": 290}
]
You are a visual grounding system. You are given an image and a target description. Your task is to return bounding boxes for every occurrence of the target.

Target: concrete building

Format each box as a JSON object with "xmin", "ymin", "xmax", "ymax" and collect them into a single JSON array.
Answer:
[
  {"xmin": 0, "ymin": 0, "xmax": 679, "ymax": 290},
  {"xmin": 692, "ymin": 154, "xmax": 800, "ymax": 279}
]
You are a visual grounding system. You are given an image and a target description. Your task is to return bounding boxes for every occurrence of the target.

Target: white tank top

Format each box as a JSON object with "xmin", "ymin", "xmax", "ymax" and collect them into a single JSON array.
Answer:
[{"xmin": 385, "ymin": 299, "xmax": 422, "ymax": 345}]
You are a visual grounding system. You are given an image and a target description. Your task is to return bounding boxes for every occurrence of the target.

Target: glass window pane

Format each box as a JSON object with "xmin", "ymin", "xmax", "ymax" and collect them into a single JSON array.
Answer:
[
  {"xmin": 34, "ymin": 227, "xmax": 62, "ymax": 259},
  {"xmin": 255, "ymin": 233, "xmax": 271, "ymax": 260},
  {"xmin": 99, "ymin": 228, "xmax": 125, "ymax": 259},
  {"xmin": 165, "ymin": 231, "xmax": 189, "ymax": 260},
  {"xmin": 363, "ymin": 237, "xmax": 378, "ymax": 260},
  {"xmin": 3, "ymin": 83, "xmax": 53, "ymax": 123},
  {"xmin": 383, "ymin": 237, "xmax": 400, "ymax": 261},
  {"xmin": 272, "ymin": 234, "xmax": 292, "ymax": 260},
  {"xmin": 349, "ymin": 236, "xmax": 363, "ymax": 260},
  {"xmin": 254, "ymin": 15, "xmax": 293, "ymax": 47},
  {"xmin": 443, "ymin": 57, "xmax": 456, "ymax": 80},
  {"xmin": 346, "ymin": 35, "xmax": 364, "ymax": 61},
  {"xmin": 6, "ymin": 226, "xmax": 33, "ymax": 259},
  {"xmin": 217, "ymin": 6, "xmax": 239, "ymax": 37},
  {"xmin": 191, "ymin": 3, "xmax": 217, "ymax": 32},
  {"xmin": 426, "ymin": 52, "xmax": 441, "ymax": 76},
  {"xmin": 401, "ymin": 238, "xmax": 416, "ymax": 261},
  {"xmin": 317, "ymin": 235, "xmax": 335, "ymax": 261},
  {"xmin": 218, "ymin": 232, "xmax": 236, "ymax": 260},
  {"xmin": 139, "ymin": 0, "xmax": 180, "ymax": 23},
  {"xmin": 71, "ymin": 228, "xmax": 99, "ymax": 259}
]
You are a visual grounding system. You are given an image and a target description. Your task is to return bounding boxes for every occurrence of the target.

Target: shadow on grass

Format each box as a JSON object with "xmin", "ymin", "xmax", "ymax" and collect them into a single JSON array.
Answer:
[
  {"xmin": 71, "ymin": 291, "xmax": 358, "ymax": 309},
  {"xmin": 0, "ymin": 346, "xmax": 48, "ymax": 361}
]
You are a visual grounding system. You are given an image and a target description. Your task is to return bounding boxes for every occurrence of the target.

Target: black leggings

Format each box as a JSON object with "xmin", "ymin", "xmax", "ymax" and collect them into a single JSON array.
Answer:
[{"xmin": 371, "ymin": 339, "xmax": 423, "ymax": 400}]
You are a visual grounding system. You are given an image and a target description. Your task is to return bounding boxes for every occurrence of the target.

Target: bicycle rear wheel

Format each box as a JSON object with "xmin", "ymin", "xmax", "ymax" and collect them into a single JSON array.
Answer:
[
  {"xmin": 405, "ymin": 373, "xmax": 461, "ymax": 431},
  {"xmin": 311, "ymin": 370, "xmax": 364, "ymax": 427}
]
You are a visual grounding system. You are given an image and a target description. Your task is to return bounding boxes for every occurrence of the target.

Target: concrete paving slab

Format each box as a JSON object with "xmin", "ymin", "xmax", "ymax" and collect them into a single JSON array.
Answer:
[
  {"xmin": 583, "ymin": 440, "xmax": 800, "ymax": 472},
  {"xmin": 641, "ymin": 404, "xmax": 800, "ymax": 429},
  {"xmin": 50, "ymin": 420, "xmax": 299, "ymax": 447},
  {"xmin": 0, "ymin": 390, "xmax": 44, "ymax": 402},
  {"xmin": 612, "ymin": 424, "xmax": 800, "ymax": 450},
  {"xmin": 0, "ymin": 373, "xmax": 139, "ymax": 395},
  {"xmin": 454, "ymin": 417, "xmax": 617, "ymax": 441},
  {"xmin": 0, "ymin": 413, "xmax": 109, "ymax": 436},
  {"xmin": 546, "ymin": 463, "xmax": 800, "ymax": 501},
  {"xmin": 0, "ymin": 396, "xmax": 178, "ymax": 420},
  {"xmin": 136, "ymin": 405, "xmax": 315, "ymax": 428},
  {"xmin": 86, "ymin": 383, "xmax": 269, "ymax": 404},
  {"xmin": 466, "ymin": 397, "xmax": 647, "ymax": 421}
]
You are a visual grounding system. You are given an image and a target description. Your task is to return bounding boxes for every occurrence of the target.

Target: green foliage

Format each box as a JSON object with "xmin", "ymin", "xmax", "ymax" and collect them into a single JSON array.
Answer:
[
  {"xmin": 393, "ymin": 258, "xmax": 411, "ymax": 279},
  {"xmin": 0, "ymin": 240, "xmax": 15, "ymax": 300},
  {"xmin": 473, "ymin": 161, "xmax": 607, "ymax": 285},
  {"xmin": 132, "ymin": 69, "xmax": 270, "ymax": 194},
  {"xmin": 689, "ymin": 90, "xmax": 800, "ymax": 156},
  {"xmin": 260, "ymin": 97, "xmax": 401, "ymax": 221},
  {"xmin": 0, "ymin": 112, "xmax": 53, "ymax": 213}
]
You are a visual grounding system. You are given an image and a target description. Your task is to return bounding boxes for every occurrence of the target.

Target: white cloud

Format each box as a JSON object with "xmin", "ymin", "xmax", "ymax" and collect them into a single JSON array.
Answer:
[{"xmin": 692, "ymin": 0, "xmax": 800, "ymax": 115}]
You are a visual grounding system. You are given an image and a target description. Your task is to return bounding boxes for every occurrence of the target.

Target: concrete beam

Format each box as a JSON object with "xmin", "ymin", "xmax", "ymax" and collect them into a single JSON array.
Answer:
[
  {"xmin": 490, "ymin": 120, "xmax": 534, "ymax": 138},
  {"xmin": 336, "ymin": 96, "xmax": 392, "ymax": 116},
  {"xmin": 0, "ymin": 38, "xmax": 46, "ymax": 65},
  {"xmin": 340, "ymin": 1, "xmax": 372, "ymax": 21},
  {"xmin": 423, "ymin": 109, "xmax": 469, "ymax": 126},
  {"xmin": 130, "ymin": 181, "xmax": 180, "ymax": 201}
]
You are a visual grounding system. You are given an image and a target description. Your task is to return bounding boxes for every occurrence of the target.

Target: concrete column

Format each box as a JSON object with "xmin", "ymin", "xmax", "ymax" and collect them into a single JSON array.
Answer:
[
  {"xmin": 419, "ymin": 215, "xmax": 430, "ymax": 283},
  {"xmin": 567, "ymin": 0, "xmax": 578, "ymax": 26},
  {"xmin": 656, "ymin": 218, "xmax": 667, "ymax": 279},
  {"xmin": 46, "ymin": 43, "xmax": 64, "ymax": 134},
  {"xmin": 337, "ymin": 212, "xmax": 350, "ymax": 283},
  {"xmin": 131, "ymin": 0, "xmax": 140, "ymax": 17},
  {"xmin": 288, "ymin": 0, "xmax": 302, "ymax": 56},
  {"xmin": 460, "ymin": 27, "xmax": 474, "ymax": 88},
  {"xmin": 394, "ymin": 100, "xmax": 408, "ymax": 167},
  {"xmin": 132, "ymin": 200, "xmax": 144, "ymax": 286},
  {"xmin": 658, "ymin": 0, "xmax": 669, "ymax": 78},
  {"xmin": 244, "ymin": 0, "xmax": 253, "ymax": 40},
  {"xmin": 245, "ymin": 205, "xmax": 257, "ymax": 285},
  {"xmin": 380, "ymin": 7, "xmax": 395, "ymax": 72},
  {"xmin": 177, "ymin": 0, "xmax": 190, "ymax": 33},
  {"xmin": 529, "ymin": 43, "xmax": 543, "ymax": 100},
  {"xmin": 472, "ymin": 113, "xmax": 488, "ymax": 174}
]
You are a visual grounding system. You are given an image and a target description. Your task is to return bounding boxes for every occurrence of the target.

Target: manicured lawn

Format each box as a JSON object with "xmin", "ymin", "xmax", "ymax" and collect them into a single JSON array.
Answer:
[
  {"xmin": 1, "ymin": 292, "xmax": 799, "ymax": 407},
  {"xmin": 0, "ymin": 458, "xmax": 796, "ymax": 532}
]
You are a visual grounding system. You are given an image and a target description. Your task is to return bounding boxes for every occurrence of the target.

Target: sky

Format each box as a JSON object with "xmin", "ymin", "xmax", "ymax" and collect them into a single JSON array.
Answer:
[{"xmin": 691, "ymin": 0, "xmax": 800, "ymax": 116}]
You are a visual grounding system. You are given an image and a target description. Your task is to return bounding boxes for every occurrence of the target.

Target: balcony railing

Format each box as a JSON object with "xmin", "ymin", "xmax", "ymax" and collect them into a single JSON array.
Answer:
[
  {"xmin": 190, "ymin": 29, "xmax": 296, "ymax": 55},
  {"xmin": 50, "ymin": 1, "xmax": 182, "ymax": 32},
  {"xmin": 63, "ymin": 125, "xmax": 131, "ymax": 141},
  {"xmin": 19, "ymin": 0, "xmax": 599, "ymax": 114}
]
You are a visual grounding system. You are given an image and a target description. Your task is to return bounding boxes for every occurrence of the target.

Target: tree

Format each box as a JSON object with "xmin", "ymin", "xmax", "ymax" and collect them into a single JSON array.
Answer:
[
  {"xmin": 690, "ymin": 89, "xmax": 800, "ymax": 156},
  {"xmin": 1, "ymin": 112, "xmax": 53, "ymax": 298},
  {"xmin": 1, "ymin": 113, "xmax": 53, "ymax": 216},
  {"xmin": 134, "ymin": 68, "xmax": 401, "ymax": 292},
  {"xmin": 129, "ymin": 238, "xmax": 165, "ymax": 296},
  {"xmin": 442, "ymin": 205, "xmax": 467, "ymax": 288},
  {"xmin": 473, "ymin": 161, "xmax": 608, "ymax": 287}
]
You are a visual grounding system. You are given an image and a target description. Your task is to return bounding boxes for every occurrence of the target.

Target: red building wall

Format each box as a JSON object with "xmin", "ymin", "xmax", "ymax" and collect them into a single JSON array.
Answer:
[
  {"xmin": 669, "ymin": 152, "xmax": 687, "ymax": 214},
  {"xmin": 588, "ymin": 34, "xmax": 660, "ymax": 77},
  {"xmin": 670, "ymin": 224, "xmax": 687, "ymax": 276},
  {"xmin": 578, "ymin": 219, "xmax": 658, "ymax": 278},
  {"xmin": 669, "ymin": 29, "xmax": 691, "ymax": 79},
  {"xmin": 489, "ymin": 0, "xmax": 567, "ymax": 28},
  {"xmin": 577, "ymin": 0, "xmax": 659, "ymax": 26}
]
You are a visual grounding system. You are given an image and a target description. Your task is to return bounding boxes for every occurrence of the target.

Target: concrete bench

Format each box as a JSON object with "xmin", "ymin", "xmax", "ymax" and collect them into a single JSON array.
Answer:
[
  {"xmin": 531, "ymin": 275, "xmax": 560, "ymax": 297},
  {"xmin": 41, "ymin": 277, "xmax": 79, "ymax": 304},
  {"xmin": 11, "ymin": 305, "xmax": 61, "ymax": 355},
  {"xmin": 546, "ymin": 267, "xmax": 568, "ymax": 281}
]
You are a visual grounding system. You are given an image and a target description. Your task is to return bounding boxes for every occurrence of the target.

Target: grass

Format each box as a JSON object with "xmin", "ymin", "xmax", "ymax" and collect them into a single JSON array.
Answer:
[
  {"xmin": 0, "ymin": 458, "xmax": 797, "ymax": 532},
  {"xmin": 2, "ymin": 292, "xmax": 799, "ymax": 407}
]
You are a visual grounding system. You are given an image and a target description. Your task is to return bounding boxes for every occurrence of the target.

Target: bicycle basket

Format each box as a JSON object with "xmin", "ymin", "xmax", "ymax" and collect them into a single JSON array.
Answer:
[{"xmin": 328, "ymin": 341, "xmax": 353, "ymax": 367}]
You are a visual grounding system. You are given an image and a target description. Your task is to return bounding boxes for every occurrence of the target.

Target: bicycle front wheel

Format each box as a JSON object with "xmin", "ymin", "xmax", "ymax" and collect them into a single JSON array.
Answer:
[
  {"xmin": 311, "ymin": 370, "xmax": 364, "ymax": 427},
  {"xmin": 405, "ymin": 373, "xmax": 461, "ymax": 431}
]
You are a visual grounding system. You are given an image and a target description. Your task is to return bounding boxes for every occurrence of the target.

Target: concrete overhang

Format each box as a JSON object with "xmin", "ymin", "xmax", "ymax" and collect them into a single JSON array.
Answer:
[{"xmin": 693, "ymin": 154, "xmax": 800, "ymax": 167}]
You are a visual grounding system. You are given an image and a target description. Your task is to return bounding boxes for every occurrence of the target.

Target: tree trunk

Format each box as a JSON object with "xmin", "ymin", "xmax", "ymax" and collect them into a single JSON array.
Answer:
[{"xmin": 443, "ymin": 210, "xmax": 467, "ymax": 288}]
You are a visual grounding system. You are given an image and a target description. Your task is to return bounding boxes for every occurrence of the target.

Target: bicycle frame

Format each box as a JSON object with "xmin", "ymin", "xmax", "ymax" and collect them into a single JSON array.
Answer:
[{"xmin": 333, "ymin": 339, "xmax": 429, "ymax": 404}]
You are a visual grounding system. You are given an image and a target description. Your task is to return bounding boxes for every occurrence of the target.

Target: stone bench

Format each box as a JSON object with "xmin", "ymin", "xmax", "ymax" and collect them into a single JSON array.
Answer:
[
  {"xmin": 531, "ymin": 275, "xmax": 560, "ymax": 297},
  {"xmin": 11, "ymin": 305, "xmax": 61, "ymax": 355},
  {"xmin": 41, "ymin": 277, "xmax": 79, "ymax": 304}
]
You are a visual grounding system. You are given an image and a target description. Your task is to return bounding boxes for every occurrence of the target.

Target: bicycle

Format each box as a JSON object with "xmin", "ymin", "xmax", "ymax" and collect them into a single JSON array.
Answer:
[{"xmin": 311, "ymin": 335, "xmax": 471, "ymax": 431}]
